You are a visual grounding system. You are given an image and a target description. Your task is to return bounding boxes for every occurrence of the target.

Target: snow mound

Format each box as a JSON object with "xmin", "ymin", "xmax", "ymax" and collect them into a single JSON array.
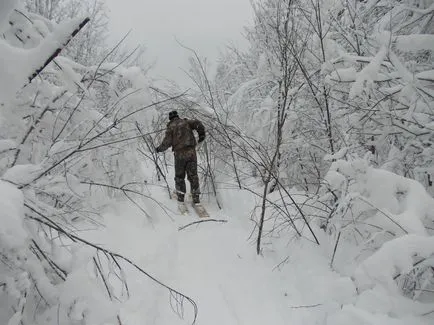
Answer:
[
  {"xmin": 0, "ymin": 180, "xmax": 26, "ymax": 250},
  {"xmin": 2, "ymin": 164, "xmax": 43, "ymax": 185},
  {"xmin": 326, "ymin": 158, "xmax": 434, "ymax": 235},
  {"xmin": 355, "ymin": 234, "xmax": 434, "ymax": 291}
]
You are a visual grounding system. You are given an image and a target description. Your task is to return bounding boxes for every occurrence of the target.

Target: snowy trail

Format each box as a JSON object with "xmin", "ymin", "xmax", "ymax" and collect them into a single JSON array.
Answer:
[
  {"xmin": 172, "ymin": 212, "xmax": 292, "ymax": 325},
  {"xmin": 88, "ymin": 189, "xmax": 312, "ymax": 325},
  {"xmin": 86, "ymin": 186, "xmax": 365, "ymax": 325}
]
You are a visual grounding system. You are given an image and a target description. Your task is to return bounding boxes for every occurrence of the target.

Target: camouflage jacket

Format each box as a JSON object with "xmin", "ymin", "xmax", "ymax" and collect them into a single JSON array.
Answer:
[{"xmin": 157, "ymin": 117, "xmax": 205, "ymax": 152}]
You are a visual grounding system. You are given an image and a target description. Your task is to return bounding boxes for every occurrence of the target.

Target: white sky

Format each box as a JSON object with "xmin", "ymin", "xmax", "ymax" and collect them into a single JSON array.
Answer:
[{"xmin": 105, "ymin": 0, "xmax": 253, "ymax": 87}]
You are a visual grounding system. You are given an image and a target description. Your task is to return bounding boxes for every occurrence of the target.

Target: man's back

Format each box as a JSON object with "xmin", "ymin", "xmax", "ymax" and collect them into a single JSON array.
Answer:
[
  {"xmin": 160, "ymin": 117, "xmax": 205, "ymax": 152},
  {"xmin": 168, "ymin": 118, "xmax": 197, "ymax": 151}
]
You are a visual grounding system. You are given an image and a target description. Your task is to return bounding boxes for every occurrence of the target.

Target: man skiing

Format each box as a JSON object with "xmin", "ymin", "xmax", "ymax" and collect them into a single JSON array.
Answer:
[{"xmin": 156, "ymin": 110, "xmax": 205, "ymax": 208}]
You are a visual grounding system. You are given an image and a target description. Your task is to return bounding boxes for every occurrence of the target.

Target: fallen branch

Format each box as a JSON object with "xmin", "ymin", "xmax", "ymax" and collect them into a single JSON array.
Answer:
[
  {"xmin": 273, "ymin": 256, "xmax": 290, "ymax": 271},
  {"xmin": 290, "ymin": 303, "xmax": 322, "ymax": 309},
  {"xmin": 178, "ymin": 219, "xmax": 228, "ymax": 231}
]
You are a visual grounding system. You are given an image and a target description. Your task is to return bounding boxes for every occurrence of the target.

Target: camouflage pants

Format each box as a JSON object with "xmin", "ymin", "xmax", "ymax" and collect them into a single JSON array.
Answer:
[{"xmin": 174, "ymin": 147, "xmax": 200, "ymax": 203}]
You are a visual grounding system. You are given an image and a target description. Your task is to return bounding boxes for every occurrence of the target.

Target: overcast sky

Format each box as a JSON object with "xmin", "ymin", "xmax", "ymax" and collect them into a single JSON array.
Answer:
[{"xmin": 105, "ymin": 0, "xmax": 253, "ymax": 87}]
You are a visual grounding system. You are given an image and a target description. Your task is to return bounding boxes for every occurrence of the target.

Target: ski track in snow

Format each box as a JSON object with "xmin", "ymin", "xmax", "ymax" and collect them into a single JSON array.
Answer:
[{"xmin": 84, "ymin": 187, "xmax": 348, "ymax": 325}]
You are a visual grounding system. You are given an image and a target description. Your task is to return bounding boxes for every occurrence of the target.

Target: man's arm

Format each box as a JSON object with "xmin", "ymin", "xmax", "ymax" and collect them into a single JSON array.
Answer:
[
  {"xmin": 156, "ymin": 126, "xmax": 173, "ymax": 152},
  {"xmin": 188, "ymin": 119, "xmax": 205, "ymax": 142}
]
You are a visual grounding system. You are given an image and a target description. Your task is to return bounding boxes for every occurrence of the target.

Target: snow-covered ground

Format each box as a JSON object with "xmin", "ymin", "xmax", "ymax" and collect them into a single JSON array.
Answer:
[
  {"xmin": 89, "ymin": 188, "xmax": 317, "ymax": 324},
  {"xmin": 86, "ymin": 182, "xmax": 433, "ymax": 325}
]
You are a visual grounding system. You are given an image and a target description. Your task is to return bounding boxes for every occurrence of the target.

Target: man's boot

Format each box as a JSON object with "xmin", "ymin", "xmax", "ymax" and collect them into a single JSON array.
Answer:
[
  {"xmin": 178, "ymin": 201, "xmax": 188, "ymax": 214},
  {"xmin": 192, "ymin": 194, "xmax": 200, "ymax": 204},
  {"xmin": 177, "ymin": 193, "xmax": 188, "ymax": 214},
  {"xmin": 177, "ymin": 194, "xmax": 185, "ymax": 202}
]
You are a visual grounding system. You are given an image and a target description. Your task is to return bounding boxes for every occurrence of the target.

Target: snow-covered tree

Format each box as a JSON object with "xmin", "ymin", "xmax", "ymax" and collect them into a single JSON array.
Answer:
[
  {"xmin": 25, "ymin": 0, "xmax": 109, "ymax": 65},
  {"xmin": 199, "ymin": 0, "xmax": 434, "ymax": 310},
  {"xmin": 324, "ymin": 0, "xmax": 434, "ymax": 194},
  {"xmin": 0, "ymin": 2, "xmax": 197, "ymax": 325}
]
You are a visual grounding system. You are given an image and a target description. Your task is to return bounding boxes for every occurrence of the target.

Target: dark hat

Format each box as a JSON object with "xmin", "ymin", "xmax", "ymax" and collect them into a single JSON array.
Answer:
[{"xmin": 169, "ymin": 110, "xmax": 178, "ymax": 120}]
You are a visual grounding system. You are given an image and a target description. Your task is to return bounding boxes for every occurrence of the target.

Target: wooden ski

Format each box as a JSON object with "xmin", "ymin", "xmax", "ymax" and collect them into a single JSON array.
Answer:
[
  {"xmin": 177, "ymin": 202, "xmax": 189, "ymax": 215},
  {"xmin": 192, "ymin": 203, "xmax": 210, "ymax": 218}
]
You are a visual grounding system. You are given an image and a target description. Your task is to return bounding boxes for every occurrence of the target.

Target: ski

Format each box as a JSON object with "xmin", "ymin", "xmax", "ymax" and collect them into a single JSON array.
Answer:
[
  {"xmin": 178, "ymin": 202, "xmax": 189, "ymax": 215},
  {"xmin": 192, "ymin": 203, "xmax": 210, "ymax": 218},
  {"xmin": 171, "ymin": 189, "xmax": 209, "ymax": 218}
]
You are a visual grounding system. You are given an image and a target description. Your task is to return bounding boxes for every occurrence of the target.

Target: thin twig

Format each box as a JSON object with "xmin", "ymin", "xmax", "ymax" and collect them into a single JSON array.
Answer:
[
  {"xmin": 290, "ymin": 303, "xmax": 322, "ymax": 309},
  {"xmin": 178, "ymin": 219, "xmax": 228, "ymax": 231},
  {"xmin": 330, "ymin": 231, "xmax": 341, "ymax": 268},
  {"xmin": 26, "ymin": 210, "xmax": 198, "ymax": 324},
  {"xmin": 356, "ymin": 196, "xmax": 408, "ymax": 234}
]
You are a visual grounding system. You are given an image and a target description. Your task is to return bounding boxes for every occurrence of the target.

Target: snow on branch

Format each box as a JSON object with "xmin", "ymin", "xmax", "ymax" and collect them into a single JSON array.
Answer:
[
  {"xmin": 27, "ymin": 17, "xmax": 90, "ymax": 84},
  {"xmin": 354, "ymin": 234, "xmax": 434, "ymax": 292},
  {"xmin": 395, "ymin": 34, "xmax": 434, "ymax": 53},
  {"xmin": 349, "ymin": 46, "xmax": 388, "ymax": 99},
  {"xmin": 0, "ymin": 16, "xmax": 89, "ymax": 103}
]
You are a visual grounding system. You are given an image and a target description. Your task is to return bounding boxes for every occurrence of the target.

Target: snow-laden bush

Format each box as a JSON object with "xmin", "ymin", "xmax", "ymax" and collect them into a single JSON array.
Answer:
[
  {"xmin": 319, "ymin": 155, "xmax": 434, "ymax": 323},
  {"xmin": 246, "ymin": 153, "xmax": 433, "ymax": 323},
  {"xmin": 324, "ymin": 0, "xmax": 434, "ymax": 194},
  {"xmin": 210, "ymin": 0, "xmax": 433, "ymax": 199},
  {"xmin": 0, "ymin": 3, "xmax": 196, "ymax": 325},
  {"xmin": 178, "ymin": 0, "xmax": 434, "ymax": 322}
]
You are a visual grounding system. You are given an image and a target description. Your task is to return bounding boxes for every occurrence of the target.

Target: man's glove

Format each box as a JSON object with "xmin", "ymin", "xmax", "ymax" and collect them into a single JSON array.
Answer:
[{"xmin": 198, "ymin": 135, "xmax": 205, "ymax": 143}]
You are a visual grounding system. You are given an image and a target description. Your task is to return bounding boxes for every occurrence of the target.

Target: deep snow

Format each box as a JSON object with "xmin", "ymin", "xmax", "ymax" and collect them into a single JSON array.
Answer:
[{"xmin": 82, "ymin": 182, "xmax": 433, "ymax": 325}]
